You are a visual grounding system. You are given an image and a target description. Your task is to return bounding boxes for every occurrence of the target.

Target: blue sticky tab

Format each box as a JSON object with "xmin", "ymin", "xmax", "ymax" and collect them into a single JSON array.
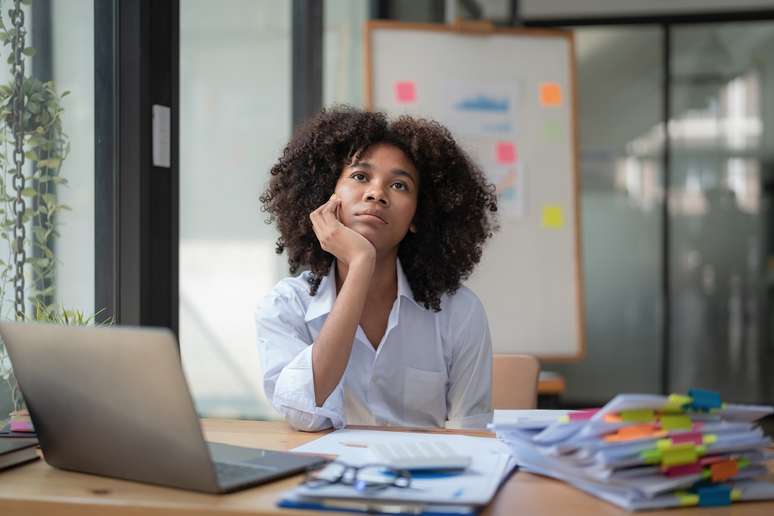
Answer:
[
  {"xmin": 688, "ymin": 388, "xmax": 722, "ymax": 411},
  {"xmin": 696, "ymin": 484, "xmax": 732, "ymax": 507}
]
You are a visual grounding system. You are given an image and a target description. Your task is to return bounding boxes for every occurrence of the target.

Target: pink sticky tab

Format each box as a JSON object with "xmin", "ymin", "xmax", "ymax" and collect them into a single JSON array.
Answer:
[
  {"xmin": 671, "ymin": 432, "xmax": 703, "ymax": 445},
  {"xmin": 569, "ymin": 408, "xmax": 600, "ymax": 421},
  {"xmin": 395, "ymin": 81, "xmax": 416, "ymax": 103},
  {"xmin": 10, "ymin": 420, "xmax": 34, "ymax": 432},
  {"xmin": 663, "ymin": 463, "xmax": 702, "ymax": 477},
  {"xmin": 496, "ymin": 142, "xmax": 516, "ymax": 164}
]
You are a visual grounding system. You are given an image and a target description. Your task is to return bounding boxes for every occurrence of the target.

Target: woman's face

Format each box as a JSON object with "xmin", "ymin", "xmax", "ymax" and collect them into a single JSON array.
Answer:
[{"xmin": 334, "ymin": 143, "xmax": 419, "ymax": 255}]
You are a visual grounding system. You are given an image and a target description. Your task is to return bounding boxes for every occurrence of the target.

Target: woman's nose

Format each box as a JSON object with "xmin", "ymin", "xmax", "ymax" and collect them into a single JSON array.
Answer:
[{"xmin": 364, "ymin": 186, "xmax": 389, "ymax": 205}]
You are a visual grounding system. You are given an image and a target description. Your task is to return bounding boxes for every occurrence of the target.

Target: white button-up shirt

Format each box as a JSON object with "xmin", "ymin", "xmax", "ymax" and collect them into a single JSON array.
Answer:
[{"xmin": 256, "ymin": 260, "xmax": 492, "ymax": 432}]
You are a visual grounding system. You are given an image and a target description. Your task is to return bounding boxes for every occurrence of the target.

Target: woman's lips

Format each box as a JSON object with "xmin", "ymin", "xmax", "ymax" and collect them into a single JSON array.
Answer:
[{"xmin": 354, "ymin": 212, "xmax": 388, "ymax": 224}]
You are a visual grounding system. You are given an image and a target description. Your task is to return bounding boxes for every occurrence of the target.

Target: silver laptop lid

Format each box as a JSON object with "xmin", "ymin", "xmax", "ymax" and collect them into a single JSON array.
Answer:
[{"xmin": 0, "ymin": 322, "xmax": 219, "ymax": 492}]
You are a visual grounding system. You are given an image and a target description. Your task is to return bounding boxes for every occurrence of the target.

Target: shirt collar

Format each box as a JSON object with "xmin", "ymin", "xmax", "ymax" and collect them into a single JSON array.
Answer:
[{"xmin": 304, "ymin": 259, "xmax": 423, "ymax": 323}]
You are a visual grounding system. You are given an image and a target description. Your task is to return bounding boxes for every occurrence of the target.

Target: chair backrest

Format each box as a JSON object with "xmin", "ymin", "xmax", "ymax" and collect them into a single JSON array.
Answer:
[{"xmin": 492, "ymin": 354, "xmax": 540, "ymax": 409}]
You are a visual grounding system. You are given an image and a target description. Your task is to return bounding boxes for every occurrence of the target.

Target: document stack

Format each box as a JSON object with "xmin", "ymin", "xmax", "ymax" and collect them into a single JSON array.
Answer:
[{"xmin": 491, "ymin": 390, "xmax": 774, "ymax": 510}]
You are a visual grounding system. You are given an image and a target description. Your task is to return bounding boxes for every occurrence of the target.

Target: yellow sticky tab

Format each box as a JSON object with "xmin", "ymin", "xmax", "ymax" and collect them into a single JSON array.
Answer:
[
  {"xmin": 656, "ymin": 438, "xmax": 672, "ymax": 450},
  {"xmin": 558, "ymin": 415, "xmax": 570, "ymax": 423},
  {"xmin": 676, "ymin": 492, "xmax": 699, "ymax": 506},
  {"xmin": 731, "ymin": 489, "xmax": 742, "ymax": 501},
  {"xmin": 664, "ymin": 394, "xmax": 692, "ymax": 412},
  {"xmin": 621, "ymin": 409, "xmax": 654, "ymax": 423},
  {"xmin": 662, "ymin": 445, "xmax": 698, "ymax": 467},
  {"xmin": 541, "ymin": 205, "xmax": 564, "ymax": 229},
  {"xmin": 661, "ymin": 415, "xmax": 691, "ymax": 430},
  {"xmin": 703, "ymin": 434, "xmax": 717, "ymax": 444}
]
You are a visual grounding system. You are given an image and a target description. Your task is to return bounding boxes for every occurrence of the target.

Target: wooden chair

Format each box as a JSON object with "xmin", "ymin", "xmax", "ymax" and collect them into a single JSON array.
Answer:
[{"xmin": 492, "ymin": 354, "xmax": 540, "ymax": 409}]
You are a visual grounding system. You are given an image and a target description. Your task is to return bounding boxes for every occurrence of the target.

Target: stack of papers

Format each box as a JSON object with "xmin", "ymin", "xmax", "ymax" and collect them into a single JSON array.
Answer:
[
  {"xmin": 279, "ymin": 429, "xmax": 516, "ymax": 515},
  {"xmin": 491, "ymin": 390, "xmax": 774, "ymax": 510}
]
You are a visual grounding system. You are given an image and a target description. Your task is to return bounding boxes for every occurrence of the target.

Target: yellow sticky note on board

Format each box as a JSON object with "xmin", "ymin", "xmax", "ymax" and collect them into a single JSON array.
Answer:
[{"xmin": 541, "ymin": 205, "xmax": 564, "ymax": 229}]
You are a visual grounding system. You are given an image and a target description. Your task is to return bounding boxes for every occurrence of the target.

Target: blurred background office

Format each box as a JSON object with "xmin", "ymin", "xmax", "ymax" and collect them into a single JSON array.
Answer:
[{"xmin": 2, "ymin": 0, "xmax": 774, "ymax": 421}]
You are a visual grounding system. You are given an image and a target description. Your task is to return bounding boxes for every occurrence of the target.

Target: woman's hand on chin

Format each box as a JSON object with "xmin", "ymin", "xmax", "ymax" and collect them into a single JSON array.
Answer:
[{"xmin": 310, "ymin": 194, "xmax": 376, "ymax": 268}]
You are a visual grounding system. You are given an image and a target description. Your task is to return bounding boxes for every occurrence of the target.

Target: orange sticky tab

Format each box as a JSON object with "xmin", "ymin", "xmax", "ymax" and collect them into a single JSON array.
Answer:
[
  {"xmin": 539, "ymin": 82, "xmax": 562, "ymax": 107},
  {"xmin": 710, "ymin": 460, "xmax": 739, "ymax": 482},
  {"xmin": 604, "ymin": 414, "xmax": 622, "ymax": 423},
  {"xmin": 604, "ymin": 424, "xmax": 658, "ymax": 442}
]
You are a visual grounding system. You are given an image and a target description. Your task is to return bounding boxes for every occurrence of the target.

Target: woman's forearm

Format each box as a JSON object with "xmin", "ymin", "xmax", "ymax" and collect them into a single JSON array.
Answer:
[{"xmin": 311, "ymin": 257, "xmax": 374, "ymax": 406}]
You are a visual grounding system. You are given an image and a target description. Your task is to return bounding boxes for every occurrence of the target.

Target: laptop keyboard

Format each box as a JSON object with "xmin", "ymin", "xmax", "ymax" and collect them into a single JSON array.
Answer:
[{"xmin": 214, "ymin": 461, "xmax": 268, "ymax": 483}]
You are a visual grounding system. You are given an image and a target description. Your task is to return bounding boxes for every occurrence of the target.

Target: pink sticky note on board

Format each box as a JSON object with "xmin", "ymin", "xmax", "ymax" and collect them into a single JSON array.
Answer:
[
  {"xmin": 496, "ymin": 142, "xmax": 516, "ymax": 164},
  {"xmin": 395, "ymin": 81, "xmax": 416, "ymax": 103}
]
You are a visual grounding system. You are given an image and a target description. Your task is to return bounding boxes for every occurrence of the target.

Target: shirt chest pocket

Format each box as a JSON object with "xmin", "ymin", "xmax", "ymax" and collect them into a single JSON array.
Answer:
[{"xmin": 402, "ymin": 367, "xmax": 447, "ymax": 426}]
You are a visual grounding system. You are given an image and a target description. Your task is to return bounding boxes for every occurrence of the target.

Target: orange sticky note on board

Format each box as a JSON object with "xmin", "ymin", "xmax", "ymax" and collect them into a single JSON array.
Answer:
[
  {"xmin": 539, "ymin": 82, "xmax": 562, "ymax": 107},
  {"xmin": 496, "ymin": 142, "xmax": 516, "ymax": 164},
  {"xmin": 395, "ymin": 81, "xmax": 416, "ymax": 103}
]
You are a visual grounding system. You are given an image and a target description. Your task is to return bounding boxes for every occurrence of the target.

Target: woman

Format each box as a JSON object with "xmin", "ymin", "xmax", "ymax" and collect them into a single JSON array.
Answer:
[{"xmin": 258, "ymin": 106, "xmax": 498, "ymax": 431}]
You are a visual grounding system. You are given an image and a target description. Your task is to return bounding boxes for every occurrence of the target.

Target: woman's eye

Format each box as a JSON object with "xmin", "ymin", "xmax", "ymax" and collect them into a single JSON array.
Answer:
[
  {"xmin": 352, "ymin": 173, "xmax": 367, "ymax": 181},
  {"xmin": 392, "ymin": 182, "xmax": 407, "ymax": 191}
]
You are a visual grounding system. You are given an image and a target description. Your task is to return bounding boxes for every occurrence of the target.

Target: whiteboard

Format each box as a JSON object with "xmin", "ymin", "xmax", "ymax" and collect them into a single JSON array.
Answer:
[{"xmin": 365, "ymin": 21, "xmax": 584, "ymax": 360}]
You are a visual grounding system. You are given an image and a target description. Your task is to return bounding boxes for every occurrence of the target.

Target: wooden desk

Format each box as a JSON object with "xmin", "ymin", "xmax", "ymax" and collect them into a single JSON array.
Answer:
[{"xmin": 0, "ymin": 419, "xmax": 772, "ymax": 516}]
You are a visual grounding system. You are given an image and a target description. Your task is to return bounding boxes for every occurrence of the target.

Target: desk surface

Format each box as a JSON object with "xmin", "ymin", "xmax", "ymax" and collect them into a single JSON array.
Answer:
[{"xmin": 0, "ymin": 419, "xmax": 772, "ymax": 516}]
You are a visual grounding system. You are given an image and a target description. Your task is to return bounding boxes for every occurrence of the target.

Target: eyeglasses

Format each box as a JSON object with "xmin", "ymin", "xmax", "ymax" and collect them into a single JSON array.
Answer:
[{"xmin": 303, "ymin": 461, "xmax": 412, "ymax": 492}]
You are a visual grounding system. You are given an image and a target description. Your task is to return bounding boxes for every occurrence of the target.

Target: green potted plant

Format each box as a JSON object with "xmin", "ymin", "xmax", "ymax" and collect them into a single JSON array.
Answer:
[{"xmin": 0, "ymin": 0, "xmax": 104, "ymax": 428}]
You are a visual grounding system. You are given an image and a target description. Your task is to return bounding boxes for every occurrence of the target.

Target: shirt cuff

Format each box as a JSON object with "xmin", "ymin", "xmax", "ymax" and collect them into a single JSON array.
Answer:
[{"xmin": 272, "ymin": 345, "xmax": 346, "ymax": 432}]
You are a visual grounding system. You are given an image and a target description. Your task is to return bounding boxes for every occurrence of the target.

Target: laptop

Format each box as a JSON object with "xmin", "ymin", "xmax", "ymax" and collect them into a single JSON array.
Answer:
[{"xmin": 0, "ymin": 321, "xmax": 327, "ymax": 493}]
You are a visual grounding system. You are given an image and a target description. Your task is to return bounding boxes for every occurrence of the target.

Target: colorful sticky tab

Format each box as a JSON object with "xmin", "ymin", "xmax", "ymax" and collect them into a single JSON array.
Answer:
[
  {"xmin": 641, "ymin": 449, "xmax": 662, "ymax": 464},
  {"xmin": 603, "ymin": 414, "xmax": 622, "ymax": 423},
  {"xmin": 675, "ymin": 491, "xmax": 699, "ymax": 506},
  {"xmin": 568, "ymin": 408, "xmax": 600, "ymax": 421},
  {"xmin": 620, "ymin": 409, "xmax": 654, "ymax": 423},
  {"xmin": 688, "ymin": 388, "xmax": 722, "ymax": 411},
  {"xmin": 663, "ymin": 463, "xmax": 702, "ymax": 477},
  {"xmin": 664, "ymin": 394, "xmax": 692, "ymax": 412},
  {"xmin": 696, "ymin": 484, "xmax": 732, "ymax": 507},
  {"xmin": 660, "ymin": 415, "xmax": 692, "ymax": 430},
  {"xmin": 394, "ymin": 81, "xmax": 416, "ymax": 103},
  {"xmin": 703, "ymin": 434, "xmax": 717, "ymax": 445},
  {"xmin": 661, "ymin": 444, "xmax": 699, "ymax": 467},
  {"xmin": 671, "ymin": 432, "xmax": 703, "ymax": 445},
  {"xmin": 605, "ymin": 424, "xmax": 661, "ymax": 442},
  {"xmin": 539, "ymin": 82, "xmax": 562, "ymax": 107},
  {"xmin": 710, "ymin": 460, "xmax": 739, "ymax": 482},
  {"xmin": 496, "ymin": 141, "xmax": 517, "ymax": 164},
  {"xmin": 9, "ymin": 420, "xmax": 34, "ymax": 432},
  {"xmin": 541, "ymin": 205, "xmax": 564, "ymax": 229}
]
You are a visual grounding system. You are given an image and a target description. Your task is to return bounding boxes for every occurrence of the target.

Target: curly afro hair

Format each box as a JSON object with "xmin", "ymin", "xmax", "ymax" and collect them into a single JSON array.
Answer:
[{"xmin": 260, "ymin": 106, "xmax": 498, "ymax": 312}]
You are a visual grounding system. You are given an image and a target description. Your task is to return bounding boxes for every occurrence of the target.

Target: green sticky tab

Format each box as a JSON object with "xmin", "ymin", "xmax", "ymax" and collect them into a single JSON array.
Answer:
[
  {"xmin": 661, "ymin": 415, "xmax": 692, "ymax": 430},
  {"xmin": 664, "ymin": 394, "xmax": 692, "ymax": 412},
  {"xmin": 661, "ymin": 445, "xmax": 698, "ymax": 467},
  {"xmin": 621, "ymin": 409, "xmax": 654, "ymax": 423},
  {"xmin": 676, "ymin": 492, "xmax": 699, "ymax": 506},
  {"xmin": 738, "ymin": 458, "xmax": 749, "ymax": 469},
  {"xmin": 703, "ymin": 434, "xmax": 717, "ymax": 444},
  {"xmin": 641, "ymin": 449, "xmax": 661, "ymax": 464}
]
